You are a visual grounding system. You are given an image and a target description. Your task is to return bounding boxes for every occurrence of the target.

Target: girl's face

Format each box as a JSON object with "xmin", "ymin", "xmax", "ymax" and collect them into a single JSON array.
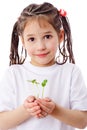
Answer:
[{"xmin": 21, "ymin": 18, "xmax": 63, "ymax": 67}]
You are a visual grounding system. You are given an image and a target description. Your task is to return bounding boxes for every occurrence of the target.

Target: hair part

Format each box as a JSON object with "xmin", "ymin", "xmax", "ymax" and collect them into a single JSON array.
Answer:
[{"xmin": 9, "ymin": 2, "xmax": 75, "ymax": 65}]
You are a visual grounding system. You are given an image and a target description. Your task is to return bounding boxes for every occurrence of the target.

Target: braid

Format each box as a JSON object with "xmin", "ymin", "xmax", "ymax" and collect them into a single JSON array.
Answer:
[
  {"xmin": 56, "ymin": 15, "xmax": 75, "ymax": 64},
  {"xmin": 9, "ymin": 21, "xmax": 27, "ymax": 65},
  {"xmin": 9, "ymin": 22, "xmax": 19, "ymax": 65},
  {"xmin": 61, "ymin": 16, "xmax": 75, "ymax": 63}
]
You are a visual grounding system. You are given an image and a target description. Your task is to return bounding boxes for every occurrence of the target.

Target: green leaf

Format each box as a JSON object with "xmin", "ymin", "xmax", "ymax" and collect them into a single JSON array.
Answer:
[
  {"xmin": 27, "ymin": 79, "xmax": 36, "ymax": 83},
  {"xmin": 41, "ymin": 79, "xmax": 48, "ymax": 87},
  {"xmin": 27, "ymin": 79, "xmax": 39, "ymax": 85},
  {"xmin": 32, "ymin": 79, "xmax": 37, "ymax": 83}
]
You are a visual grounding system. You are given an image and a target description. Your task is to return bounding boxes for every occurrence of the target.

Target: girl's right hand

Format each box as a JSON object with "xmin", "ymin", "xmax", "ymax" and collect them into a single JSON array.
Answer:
[{"xmin": 23, "ymin": 96, "xmax": 41, "ymax": 117}]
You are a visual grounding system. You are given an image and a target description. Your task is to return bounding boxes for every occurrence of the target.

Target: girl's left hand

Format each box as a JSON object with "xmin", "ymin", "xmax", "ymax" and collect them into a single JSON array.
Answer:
[{"xmin": 35, "ymin": 97, "xmax": 56, "ymax": 116}]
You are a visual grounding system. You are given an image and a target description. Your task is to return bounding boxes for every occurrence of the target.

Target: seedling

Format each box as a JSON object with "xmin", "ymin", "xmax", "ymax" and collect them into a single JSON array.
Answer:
[
  {"xmin": 27, "ymin": 79, "xmax": 39, "ymax": 85},
  {"xmin": 27, "ymin": 79, "xmax": 40, "ymax": 97},
  {"xmin": 27, "ymin": 79, "xmax": 48, "ymax": 98},
  {"xmin": 41, "ymin": 79, "xmax": 48, "ymax": 98}
]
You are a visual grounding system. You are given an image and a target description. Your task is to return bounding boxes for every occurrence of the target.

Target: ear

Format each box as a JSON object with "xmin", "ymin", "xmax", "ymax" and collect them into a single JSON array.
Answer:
[{"xmin": 58, "ymin": 29, "xmax": 64, "ymax": 44}]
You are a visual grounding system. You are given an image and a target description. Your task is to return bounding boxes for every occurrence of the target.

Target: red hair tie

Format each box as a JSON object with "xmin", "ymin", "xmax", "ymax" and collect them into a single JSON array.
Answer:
[{"xmin": 59, "ymin": 9, "xmax": 67, "ymax": 17}]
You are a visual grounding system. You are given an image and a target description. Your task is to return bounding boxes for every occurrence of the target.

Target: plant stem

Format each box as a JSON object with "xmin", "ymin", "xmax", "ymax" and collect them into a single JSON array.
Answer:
[{"xmin": 42, "ymin": 87, "xmax": 44, "ymax": 98}]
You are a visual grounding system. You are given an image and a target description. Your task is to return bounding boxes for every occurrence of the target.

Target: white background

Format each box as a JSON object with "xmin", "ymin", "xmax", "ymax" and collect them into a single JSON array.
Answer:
[{"xmin": 0, "ymin": 0, "xmax": 87, "ymax": 130}]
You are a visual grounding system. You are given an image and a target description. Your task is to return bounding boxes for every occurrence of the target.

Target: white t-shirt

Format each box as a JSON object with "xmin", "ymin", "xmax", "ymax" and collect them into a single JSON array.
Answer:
[{"xmin": 0, "ymin": 61, "xmax": 87, "ymax": 130}]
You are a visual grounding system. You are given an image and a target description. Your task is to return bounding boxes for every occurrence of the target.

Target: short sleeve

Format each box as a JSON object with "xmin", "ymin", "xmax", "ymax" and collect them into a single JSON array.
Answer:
[
  {"xmin": 70, "ymin": 66, "xmax": 87, "ymax": 111},
  {"xmin": 0, "ymin": 68, "xmax": 16, "ymax": 112}
]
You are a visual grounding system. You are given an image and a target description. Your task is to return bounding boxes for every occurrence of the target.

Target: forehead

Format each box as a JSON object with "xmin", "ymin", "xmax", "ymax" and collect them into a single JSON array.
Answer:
[
  {"xmin": 24, "ymin": 15, "xmax": 55, "ymax": 31},
  {"xmin": 29, "ymin": 15, "xmax": 50, "ymax": 24}
]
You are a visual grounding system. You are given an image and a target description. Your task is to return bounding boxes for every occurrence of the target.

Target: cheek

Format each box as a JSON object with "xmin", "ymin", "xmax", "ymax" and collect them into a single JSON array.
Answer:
[
  {"xmin": 26, "ymin": 46, "xmax": 35, "ymax": 56},
  {"xmin": 27, "ymin": 49, "xmax": 33, "ymax": 56},
  {"xmin": 48, "ymin": 42, "xmax": 58, "ymax": 52},
  {"xmin": 47, "ymin": 38, "xmax": 58, "ymax": 50}
]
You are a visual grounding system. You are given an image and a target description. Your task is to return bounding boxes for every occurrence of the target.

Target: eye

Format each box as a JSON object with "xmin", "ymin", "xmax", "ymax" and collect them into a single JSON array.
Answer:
[
  {"xmin": 28, "ymin": 37, "xmax": 35, "ymax": 42},
  {"xmin": 44, "ymin": 35, "xmax": 52, "ymax": 39}
]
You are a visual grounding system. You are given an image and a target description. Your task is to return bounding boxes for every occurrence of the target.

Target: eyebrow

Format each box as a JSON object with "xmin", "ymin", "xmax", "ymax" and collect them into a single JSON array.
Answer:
[
  {"xmin": 26, "ymin": 31, "xmax": 52, "ymax": 37},
  {"xmin": 43, "ymin": 31, "xmax": 52, "ymax": 34}
]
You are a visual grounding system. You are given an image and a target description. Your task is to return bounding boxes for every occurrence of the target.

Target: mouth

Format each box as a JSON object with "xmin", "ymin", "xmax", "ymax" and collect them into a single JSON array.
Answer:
[{"xmin": 35, "ymin": 52, "xmax": 49, "ymax": 58}]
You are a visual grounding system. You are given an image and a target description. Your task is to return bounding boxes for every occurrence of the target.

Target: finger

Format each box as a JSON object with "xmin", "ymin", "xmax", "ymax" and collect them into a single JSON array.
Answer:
[
  {"xmin": 36, "ymin": 113, "xmax": 44, "ymax": 118},
  {"xmin": 27, "ymin": 105, "xmax": 40, "ymax": 113},
  {"xmin": 36, "ymin": 99, "xmax": 55, "ymax": 114},
  {"xmin": 26, "ymin": 96, "xmax": 36, "ymax": 102},
  {"xmin": 44, "ymin": 97, "xmax": 51, "ymax": 102},
  {"xmin": 24, "ymin": 101, "xmax": 38, "ymax": 109},
  {"xmin": 41, "ymin": 111, "xmax": 48, "ymax": 117},
  {"xmin": 36, "ymin": 101, "xmax": 50, "ymax": 113},
  {"xmin": 27, "ymin": 107, "xmax": 41, "ymax": 117},
  {"xmin": 36, "ymin": 99, "xmax": 49, "ymax": 107},
  {"xmin": 33, "ymin": 109, "xmax": 41, "ymax": 116}
]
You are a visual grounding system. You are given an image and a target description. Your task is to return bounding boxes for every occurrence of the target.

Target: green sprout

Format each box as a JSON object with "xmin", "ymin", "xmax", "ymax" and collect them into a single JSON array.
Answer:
[
  {"xmin": 27, "ymin": 79, "xmax": 40, "ymax": 97},
  {"xmin": 27, "ymin": 79, "xmax": 48, "ymax": 98},
  {"xmin": 27, "ymin": 79, "xmax": 39, "ymax": 85},
  {"xmin": 41, "ymin": 79, "xmax": 48, "ymax": 98}
]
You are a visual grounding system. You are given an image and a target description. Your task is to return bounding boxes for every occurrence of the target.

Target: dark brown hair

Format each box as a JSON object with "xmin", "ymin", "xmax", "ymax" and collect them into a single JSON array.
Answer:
[{"xmin": 9, "ymin": 2, "xmax": 75, "ymax": 65}]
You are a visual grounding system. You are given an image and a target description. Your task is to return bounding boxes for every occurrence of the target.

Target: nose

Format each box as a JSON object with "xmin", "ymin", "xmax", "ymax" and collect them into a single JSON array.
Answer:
[{"xmin": 37, "ymin": 40, "xmax": 46, "ymax": 51}]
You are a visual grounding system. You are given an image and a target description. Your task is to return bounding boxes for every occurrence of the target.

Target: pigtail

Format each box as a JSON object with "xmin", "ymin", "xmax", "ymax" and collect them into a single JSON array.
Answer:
[
  {"xmin": 9, "ymin": 22, "xmax": 27, "ymax": 65},
  {"xmin": 9, "ymin": 22, "xmax": 20, "ymax": 65},
  {"xmin": 60, "ymin": 16, "xmax": 75, "ymax": 64}
]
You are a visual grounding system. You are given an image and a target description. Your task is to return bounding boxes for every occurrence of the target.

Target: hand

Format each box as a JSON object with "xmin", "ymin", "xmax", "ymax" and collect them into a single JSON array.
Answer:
[
  {"xmin": 36, "ymin": 97, "xmax": 56, "ymax": 116},
  {"xmin": 23, "ymin": 96, "xmax": 41, "ymax": 117}
]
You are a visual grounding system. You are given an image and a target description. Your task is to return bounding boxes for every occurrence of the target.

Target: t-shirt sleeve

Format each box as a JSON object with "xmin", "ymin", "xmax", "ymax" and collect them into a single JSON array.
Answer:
[
  {"xmin": 0, "ymin": 68, "xmax": 16, "ymax": 112},
  {"xmin": 70, "ymin": 65, "xmax": 87, "ymax": 111}
]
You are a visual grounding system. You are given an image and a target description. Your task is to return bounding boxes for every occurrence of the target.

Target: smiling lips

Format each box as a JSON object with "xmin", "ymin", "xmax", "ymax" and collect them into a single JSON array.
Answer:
[{"xmin": 35, "ymin": 52, "xmax": 49, "ymax": 58}]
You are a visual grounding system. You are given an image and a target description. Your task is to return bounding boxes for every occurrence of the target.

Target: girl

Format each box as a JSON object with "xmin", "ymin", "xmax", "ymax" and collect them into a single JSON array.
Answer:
[{"xmin": 0, "ymin": 2, "xmax": 87, "ymax": 130}]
